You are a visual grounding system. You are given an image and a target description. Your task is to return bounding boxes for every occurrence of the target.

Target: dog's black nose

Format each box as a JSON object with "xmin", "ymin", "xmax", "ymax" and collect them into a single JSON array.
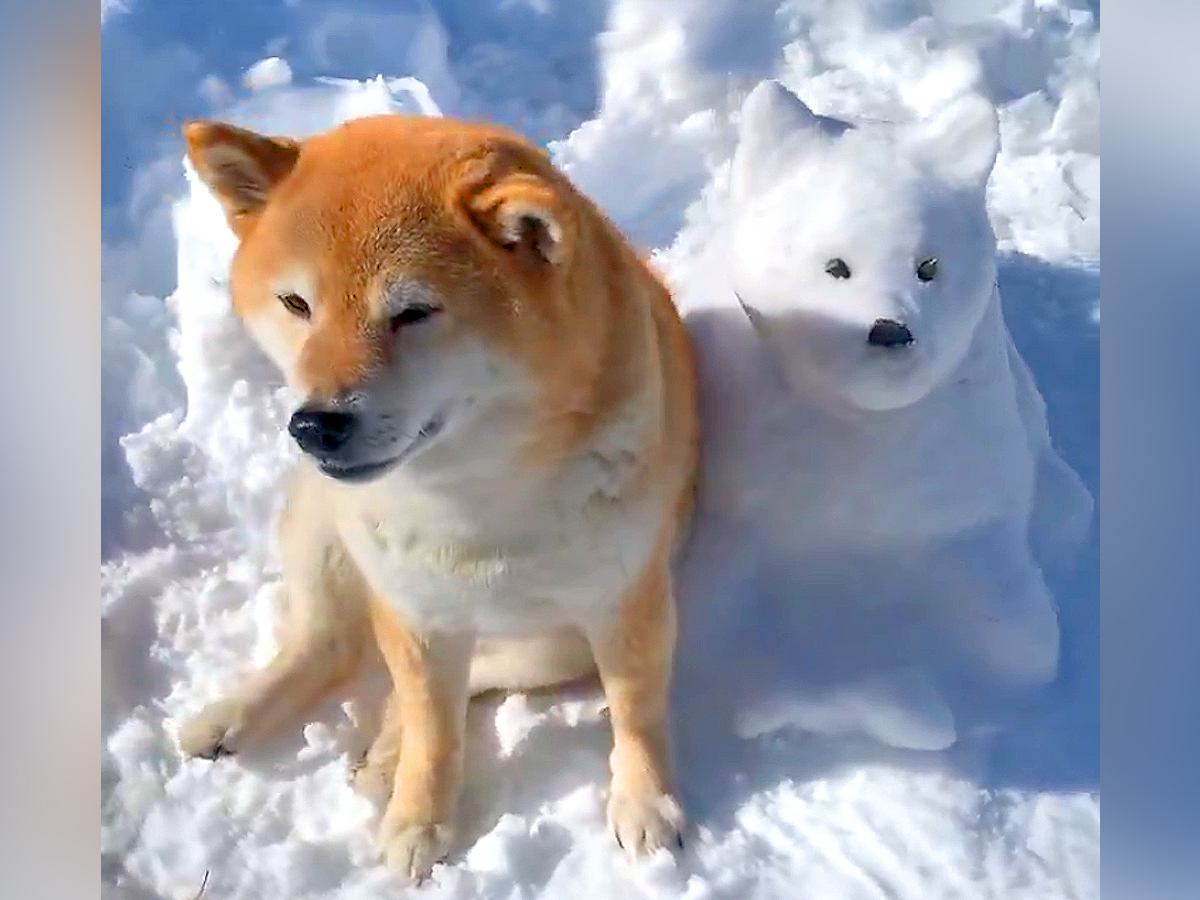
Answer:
[
  {"xmin": 288, "ymin": 408, "xmax": 357, "ymax": 455},
  {"xmin": 867, "ymin": 318, "xmax": 914, "ymax": 347}
]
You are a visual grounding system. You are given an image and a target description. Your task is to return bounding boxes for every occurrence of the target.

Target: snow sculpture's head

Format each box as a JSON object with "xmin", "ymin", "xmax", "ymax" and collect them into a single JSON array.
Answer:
[{"xmin": 730, "ymin": 81, "xmax": 999, "ymax": 411}]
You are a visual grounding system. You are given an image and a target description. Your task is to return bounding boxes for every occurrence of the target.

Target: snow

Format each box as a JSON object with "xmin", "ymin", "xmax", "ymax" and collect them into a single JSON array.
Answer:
[
  {"xmin": 102, "ymin": 2, "xmax": 1099, "ymax": 898},
  {"xmin": 667, "ymin": 79, "xmax": 1092, "ymax": 757},
  {"xmin": 243, "ymin": 57, "xmax": 294, "ymax": 92},
  {"xmin": 101, "ymin": 0, "xmax": 131, "ymax": 24}
]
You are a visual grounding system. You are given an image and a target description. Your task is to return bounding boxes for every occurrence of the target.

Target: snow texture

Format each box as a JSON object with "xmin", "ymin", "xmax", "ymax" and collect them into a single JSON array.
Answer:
[
  {"xmin": 102, "ymin": 2, "xmax": 1099, "ymax": 898},
  {"xmin": 243, "ymin": 57, "xmax": 294, "ymax": 92}
]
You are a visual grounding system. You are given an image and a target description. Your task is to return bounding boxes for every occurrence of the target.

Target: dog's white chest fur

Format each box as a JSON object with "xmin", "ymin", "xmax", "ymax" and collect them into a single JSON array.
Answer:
[{"xmin": 334, "ymin": 419, "xmax": 661, "ymax": 635}]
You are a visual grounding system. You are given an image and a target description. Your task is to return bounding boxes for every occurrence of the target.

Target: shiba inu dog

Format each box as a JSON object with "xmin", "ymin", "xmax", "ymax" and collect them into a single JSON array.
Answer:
[{"xmin": 177, "ymin": 114, "xmax": 698, "ymax": 881}]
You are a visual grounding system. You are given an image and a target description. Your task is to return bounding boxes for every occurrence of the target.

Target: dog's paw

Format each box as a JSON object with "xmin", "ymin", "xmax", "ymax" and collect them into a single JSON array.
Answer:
[
  {"xmin": 608, "ymin": 787, "xmax": 686, "ymax": 856},
  {"xmin": 378, "ymin": 820, "xmax": 453, "ymax": 884},
  {"xmin": 349, "ymin": 750, "xmax": 398, "ymax": 806},
  {"xmin": 177, "ymin": 697, "xmax": 245, "ymax": 760}
]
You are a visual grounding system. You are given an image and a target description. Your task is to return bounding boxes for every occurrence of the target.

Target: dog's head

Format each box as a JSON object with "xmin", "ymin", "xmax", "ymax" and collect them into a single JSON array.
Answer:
[
  {"xmin": 185, "ymin": 115, "xmax": 602, "ymax": 484},
  {"xmin": 729, "ymin": 81, "xmax": 999, "ymax": 411}
]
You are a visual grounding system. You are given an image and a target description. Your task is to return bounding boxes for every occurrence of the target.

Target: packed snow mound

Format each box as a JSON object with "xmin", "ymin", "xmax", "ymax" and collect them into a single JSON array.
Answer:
[
  {"xmin": 552, "ymin": 0, "xmax": 1099, "ymax": 262},
  {"xmin": 102, "ymin": 2, "xmax": 1099, "ymax": 897},
  {"xmin": 668, "ymin": 80, "xmax": 1091, "ymax": 751},
  {"xmin": 243, "ymin": 56, "xmax": 294, "ymax": 91}
]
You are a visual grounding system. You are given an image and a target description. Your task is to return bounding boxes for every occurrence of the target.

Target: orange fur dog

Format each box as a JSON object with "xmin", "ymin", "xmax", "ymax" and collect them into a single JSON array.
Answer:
[{"xmin": 178, "ymin": 115, "xmax": 698, "ymax": 882}]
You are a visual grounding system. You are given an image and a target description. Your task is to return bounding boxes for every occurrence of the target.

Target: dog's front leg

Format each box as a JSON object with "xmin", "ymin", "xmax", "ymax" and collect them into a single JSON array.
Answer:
[
  {"xmin": 585, "ymin": 549, "xmax": 685, "ymax": 856},
  {"xmin": 368, "ymin": 596, "xmax": 474, "ymax": 883},
  {"xmin": 178, "ymin": 471, "xmax": 369, "ymax": 760}
]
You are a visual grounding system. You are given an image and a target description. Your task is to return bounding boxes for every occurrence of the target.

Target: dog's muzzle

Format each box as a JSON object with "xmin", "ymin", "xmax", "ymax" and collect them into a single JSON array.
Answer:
[{"xmin": 288, "ymin": 408, "xmax": 357, "ymax": 455}]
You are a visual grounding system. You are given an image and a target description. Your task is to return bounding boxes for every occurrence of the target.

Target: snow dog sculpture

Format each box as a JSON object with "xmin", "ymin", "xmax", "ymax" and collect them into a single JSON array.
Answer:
[{"xmin": 673, "ymin": 81, "xmax": 1092, "ymax": 750}]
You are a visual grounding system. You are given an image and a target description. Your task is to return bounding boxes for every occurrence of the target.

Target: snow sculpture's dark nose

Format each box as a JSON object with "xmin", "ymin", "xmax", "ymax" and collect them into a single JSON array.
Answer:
[{"xmin": 867, "ymin": 318, "xmax": 914, "ymax": 348}]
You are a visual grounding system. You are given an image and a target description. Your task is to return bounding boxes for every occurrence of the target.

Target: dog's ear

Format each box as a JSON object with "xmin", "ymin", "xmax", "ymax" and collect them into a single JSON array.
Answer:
[
  {"xmin": 464, "ymin": 171, "xmax": 577, "ymax": 266},
  {"xmin": 183, "ymin": 120, "xmax": 300, "ymax": 237}
]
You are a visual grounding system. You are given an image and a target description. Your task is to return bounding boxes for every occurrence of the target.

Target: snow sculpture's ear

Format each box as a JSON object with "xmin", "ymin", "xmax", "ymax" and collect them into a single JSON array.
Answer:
[
  {"xmin": 731, "ymin": 80, "xmax": 838, "ymax": 202},
  {"xmin": 907, "ymin": 94, "xmax": 998, "ymax": 190},
  {"xmin": 183, "ymin": 120, "xmax": 301, "ymax": 238}
]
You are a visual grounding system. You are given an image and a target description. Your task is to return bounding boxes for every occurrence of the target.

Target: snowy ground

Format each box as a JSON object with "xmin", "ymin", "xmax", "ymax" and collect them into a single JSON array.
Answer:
[{"xmin": 101, "ymin": 2, "xmax": 1099, "ymax": 898}]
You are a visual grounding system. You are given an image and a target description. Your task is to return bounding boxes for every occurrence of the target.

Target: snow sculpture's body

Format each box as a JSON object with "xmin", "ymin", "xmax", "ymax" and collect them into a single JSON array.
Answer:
[{"xmin": 672, "ymin": 82, "xmax": 1091, "ymax": 750}]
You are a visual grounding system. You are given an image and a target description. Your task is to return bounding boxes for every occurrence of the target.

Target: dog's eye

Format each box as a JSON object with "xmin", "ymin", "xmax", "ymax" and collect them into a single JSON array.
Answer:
[
  {"xmin": 824, "ymin": 258, "xmax": 851, "ymax": 279},
  {"xmin": 390, "ymin": 304, "xmax": 440, "ymax": 332},
  {"xmin": 916, "ymin": 257, "xmax": 938, "ymax": 282},
  {"xmin": 278, "ymin": 292, "xmax": 311, "ymax": 319}
]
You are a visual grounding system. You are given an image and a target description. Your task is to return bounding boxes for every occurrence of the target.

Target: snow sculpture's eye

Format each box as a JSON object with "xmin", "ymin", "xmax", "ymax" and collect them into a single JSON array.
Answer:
[
  {"xmin": 278, "ymin": 292, "xmax": 311, "ymax": 319},
  {"xmin": 825, "ymin": 258, "xmax": 851, "ymax": 279},
  {"xmin": 916, "ymin": 258, "xmax": 938, "ymax": 282}
]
